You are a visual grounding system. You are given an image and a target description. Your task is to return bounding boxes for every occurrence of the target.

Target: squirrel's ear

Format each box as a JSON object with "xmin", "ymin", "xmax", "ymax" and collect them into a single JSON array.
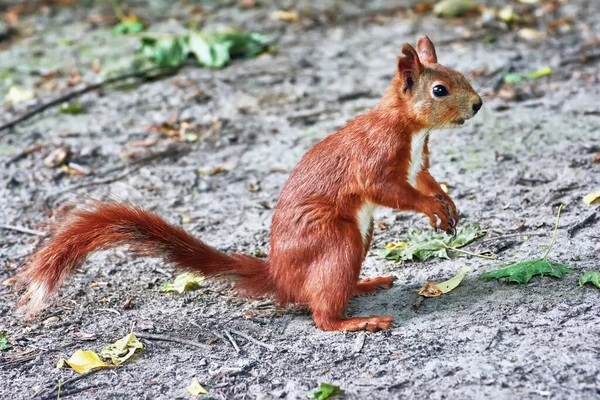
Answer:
[
  {"xmin": 416, "ymin": 35, "xmax": 437, "ymax": 64},
  {"xmin": 397, "ymin": 44, "xmax": 423, "ymax": 93}
]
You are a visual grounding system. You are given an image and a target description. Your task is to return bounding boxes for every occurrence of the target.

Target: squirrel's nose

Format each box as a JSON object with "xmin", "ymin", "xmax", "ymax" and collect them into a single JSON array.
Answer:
[{"xmin": 472, "ymin": 100, "xmax": 483, "ymax": 114}]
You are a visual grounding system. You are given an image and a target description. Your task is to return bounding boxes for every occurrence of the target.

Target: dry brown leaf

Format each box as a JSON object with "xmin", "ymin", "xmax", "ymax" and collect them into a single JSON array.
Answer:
[{"xmin": 418, "ymin": 281, "xmax": 443, "ymax": 297}]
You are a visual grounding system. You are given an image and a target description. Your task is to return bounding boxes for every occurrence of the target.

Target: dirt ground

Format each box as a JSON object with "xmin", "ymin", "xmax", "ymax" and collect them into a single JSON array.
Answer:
[{"xmin": 1, "ymin": 1, "xmax": 599, "ymax": 399}]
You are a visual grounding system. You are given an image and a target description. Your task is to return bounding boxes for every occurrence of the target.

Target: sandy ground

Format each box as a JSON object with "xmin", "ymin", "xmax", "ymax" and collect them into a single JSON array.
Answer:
[{"xmin": 1, "ymin": 1, "xmax": 599, "ymax": 399}]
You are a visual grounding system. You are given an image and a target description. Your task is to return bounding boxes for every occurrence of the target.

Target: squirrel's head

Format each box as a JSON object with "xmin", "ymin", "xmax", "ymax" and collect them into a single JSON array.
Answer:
[{"xmin": 393, "ymin": 36, "xmax": 482, "ymax": 129}]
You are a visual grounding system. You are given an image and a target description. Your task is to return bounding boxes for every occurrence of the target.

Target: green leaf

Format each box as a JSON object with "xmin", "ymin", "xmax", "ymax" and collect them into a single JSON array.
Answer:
[
  {"xmin": 307, "ymin": 383, "xmax": 340, "ymax": 400},
  {"xmin": 378, "ymin": 225, "xmax": 485, "ymax": 263},
  {"xmin": 140, "ymin": 36, "xmax": 189, "ymax": 67},
  {"xmin": 113, "ymin": 20, "xmax": 144, "ymax": 35},
  {"xmin": 161, "ymin": 273, "xmax": 205, "ymax": 293},
  {"xmin": 140, "ymin": 30, "xmax": 269, "ymax": 69},
  {"xmin": 503, "ymin": 73, "xmax": 523, "ymax": 84},
  {"xmin": 480, "ymin": 258, "xmax": 572, "ymax": 284},
  {"xmin": 189, "ymin": 32, "xmax": 232, "ymax": 68},
  {"xmin": 59, "ymin": 102, "xmax": 84, "ymax": 114},
  {"xmin": 0, "ymin": 332, "xmax": 12, "ymax": 351},
  {"xmin": 579, "ymin": 271, "xmax": 600, "ymax": 289},
  {"xmin": 433, "ymin": 0, "xmax": 479, "ymax": 18},
  {"xmin": 100, "ymin": 332, "xmax": 143, "ymax": 365}
]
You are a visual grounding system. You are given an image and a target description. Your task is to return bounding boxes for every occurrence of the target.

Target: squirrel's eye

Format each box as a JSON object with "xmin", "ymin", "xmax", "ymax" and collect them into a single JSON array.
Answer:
[{"xmin": 432, "ymin": 85, "xmax": 449, "ymax": 98}]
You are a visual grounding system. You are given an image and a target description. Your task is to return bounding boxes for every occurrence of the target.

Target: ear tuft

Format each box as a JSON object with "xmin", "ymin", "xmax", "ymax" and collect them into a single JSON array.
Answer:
[
  {"xmin": 416, "ymin": 35, "xmax": 437, "ymax": 64},
  {"xmin": 397, "ymin": 44, "xmax": 423, "ymax": 93}
]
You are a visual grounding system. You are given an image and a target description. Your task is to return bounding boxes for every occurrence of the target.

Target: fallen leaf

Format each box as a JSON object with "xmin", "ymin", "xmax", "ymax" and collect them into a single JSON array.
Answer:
[
  {"xmin": 307, "ymin": 383, "xmax": 340, "ymax": 400},
  {"xmin": 187, "ymin": 378, "xmax": 209, "ymax": 395},
  {"xmin": 437, "ymin": 266, "xmax": 470, "ymax": 293},
  {"xmin": 59, "ymin": 101, "xmax": 84, "ymax": 114},
  {"xmin": 503, "ymin": 73, "xmax": 523, "ymax": 84},
  {"xmin": 141, "ymin": 36, "xmax": 189, "ymax": 67},
  {"xmin": 269, "ymin": 10, "xmax": 299, "ymax": 23},
  {"xmin": 57, "ymin": 350, "xmax": 112, "ymax": 374},
  {"xmin": 480, "ymin": 259, "xmax": 571, "ymax": 284},
  {"xmin": 579, "ymin": 271, "xmax": 600, "ymax": 289},
  {"xmin": 593, "ymin": 154, "xmax": 600, "ymax": 164},
  {"xmin": 518, "ymin": 28, "xmax": 546, "ymax": 40},
  {"xmin": 43, "ymin": 147, "xmax": 72, "ymax": 168},
  {"xmin": 433, "ymin": 0, "xmax": 479, "ymax": 18},
  {"xmin": 379, "ymin": 225, "xmax": 485, "ymax": 262},
  {"xmin": 100, "ymin": 332, "xmax": 143, "ymax": 365},
  {"xmin": 497, "ymin": 6, "xmax": 518, "ymax": 23},
  {"xmin": 161, "ymin": 273, "xmax": 205, "ymax": 293},
  {"xmin": 583, "ymin": 190, "xmax": 600, "ymax": 205},
  {"xmin": 414, "ymin": 2, "xmax": 434, "ymax": 13},
  {"xmin": 418, "ymin": 281, "xmax": 443, "ymax": 297},
  {"xmin": 5, "ymin": 86, "xmax": 35, "ymax": 104},
  {"xmin": 527, "ymin": 66, "xmax": 552, "ymax": 79},
  {"xmin": 113, "ymin": 15, "xmax": 144, "ymax": 35},
  {"xmin": 0, "ymin": 332, "xmax": 12, "ymax": 351},
  {"xmin": 141, "ymin": 30, "xmax": 269, "ymax": 69}
]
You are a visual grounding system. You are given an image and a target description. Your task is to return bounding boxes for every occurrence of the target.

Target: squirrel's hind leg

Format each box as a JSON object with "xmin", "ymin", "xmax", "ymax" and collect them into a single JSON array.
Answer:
[{"xmin": 305, "ymin": 227, "xmax": 393, "ymax": 332}]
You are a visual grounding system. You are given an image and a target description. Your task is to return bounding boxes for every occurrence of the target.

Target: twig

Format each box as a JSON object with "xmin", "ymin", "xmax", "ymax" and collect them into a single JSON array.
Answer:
[
  {"xmin": 443, "ymin": 244, "xmax": 498, "ymax": 260},
  {"xmin": 568, "ymin": 212, "xmax": 597, "ymax": 238},
  {"xmin": 412, "ymin": 295, "xmax": 424, "ymax": 312},
  {"xmin": 224, "ymin": 330, "xmax": 240, "ymax": 353},
  {"xmin": 96, "ymin": 308, "xmax": 121, "ymax": 316},
  {"xmin": 37, "ymin": 384, "xmax": 105, "ymax": 400},
  {"xmin": 478, "ymin": 232, "xmax": 546, "ymax": 244},
  {"xmin": 0, "ymin": 224, "xmax": 46, "ymax": 236},
  {"xmin": 134, "ymin": 332, "xmax": 211, "ymax": 351},
  {"xmin": 32, "ymin": 372, "xmax": 95, "ymax": 400},
  {"xmin": 229, "ymin": 329, "xmax": 276, "ymax": 352},
  {"xmin": 542, "ymin": 204, "xmax": 563, "ymax": 260},
  {"xmin": 0, "ymin": 353, "xmax": 40, "ymax": 369},
  {"xmin": 44, "ymin": 145, "xmax": 189, "ymax": 206},
  {"xmin": 484, "ymin": 329, "xmax": 502, "ymax": 351},
  {"xmin": 0, "ymin": 65, "xmax": 179, "ymax": 133}
]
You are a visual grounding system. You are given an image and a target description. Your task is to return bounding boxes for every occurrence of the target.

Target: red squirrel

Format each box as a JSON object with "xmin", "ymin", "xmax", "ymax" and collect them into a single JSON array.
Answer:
[{"xmin": 15, "ymin": 36, "xmax": 482, "ymax": 332}]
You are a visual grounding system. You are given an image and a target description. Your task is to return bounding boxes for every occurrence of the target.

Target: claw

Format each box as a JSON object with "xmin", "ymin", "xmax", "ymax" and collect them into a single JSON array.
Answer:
[
  {"xmin": 449, "ymin": 217, "xmax": 456, "ymax": 227},
  {"xmin": 446, "ymin": 227, "xmax": 457, "ymax": 237}
]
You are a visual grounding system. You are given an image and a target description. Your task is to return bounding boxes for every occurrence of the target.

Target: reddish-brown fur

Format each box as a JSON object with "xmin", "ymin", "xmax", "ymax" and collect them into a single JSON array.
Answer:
[{"xmin": 16, "ymin": 36, "xmax": 482, "ymax": 332}]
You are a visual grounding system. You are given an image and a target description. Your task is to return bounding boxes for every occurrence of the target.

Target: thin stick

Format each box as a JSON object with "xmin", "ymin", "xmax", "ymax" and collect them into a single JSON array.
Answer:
[
  {"xmin": 134, "ymin": 332, "xmax": 211, "ymax": 351},
  {"xmin": 0, "ymin": 66, "xmax": 178, "ymax": 133},
  {"xmin": 443, "ymin": 244, "xmax": 498, "ymax": 260},
  {"xmin": 229, "ymin": 329, "xmax": 276, "ymax": 352},
  {"xmin": 0, "ymin": 224, "xmax": 46, "ymax": 236},
  {"xmin": 38, "ymin": 384, "xmax": 104, "ymax": 400},
  {"xmin": 542, "ymin": 204, "xmax": 563, "ymax": 260},
  {"xmin": 224, "ymin": 330, "xmax": 240, "ymax": 353},
  {"xmin": 478, "ymin": 232, "xmax": 547, "ymax": 244}
]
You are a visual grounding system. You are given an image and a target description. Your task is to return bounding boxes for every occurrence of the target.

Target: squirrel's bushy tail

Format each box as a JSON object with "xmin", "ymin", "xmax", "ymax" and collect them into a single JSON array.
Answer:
[{"xmin": 16, "ymin": 201, "xmax": 273, "ymax": 317}]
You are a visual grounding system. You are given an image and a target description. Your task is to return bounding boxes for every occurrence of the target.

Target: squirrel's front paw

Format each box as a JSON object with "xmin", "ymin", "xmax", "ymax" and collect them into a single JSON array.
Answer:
[
  {"xmin": 424, "ymin": 195, "xmax": 457, "ymax": 234},
  {"xmin": 434, "ymin": 194, "xmax": 459, "ymax": 235}
]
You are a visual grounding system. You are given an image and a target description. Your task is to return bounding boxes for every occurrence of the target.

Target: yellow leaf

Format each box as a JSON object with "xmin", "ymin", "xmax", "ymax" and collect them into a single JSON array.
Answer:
[
  {"xmin": 5, "ymin": 86, "xmax": 35, "ymax": 104},
  {"xmin": 583, "ymin": 190, "xmax": 600, "ymax": 205},
  {"xmin": 385, "ymin": 242, "xmax": 407, "ymax": 250},
  {"xmin": 161, "ymin": 273, "xmax": 205, "ymax": 293},
  {"xmin": 100, "ymin": 332, "xmax": 143, "ymax": 365},
  {"xmin": 57, "ymin": 350, "xmax": 111, "ymax": 374},
  {"xmin": 187, "ymin": 378, "xmax": 209, "ymax": 395},
  {"xmin": 436, "ymin": 266, "xmax": 470, "ymax": 293},
  {"xmin": 269, "ymin": 10, "xmax": 299, "ymax": 23},
  {"xmin": 518, "ymin": 28, "xmax": 546, "ymax": 40}
]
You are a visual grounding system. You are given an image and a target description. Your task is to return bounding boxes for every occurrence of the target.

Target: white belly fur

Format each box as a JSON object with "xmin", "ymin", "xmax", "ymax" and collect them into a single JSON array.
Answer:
[
  {"xmin": 357, "ymin": 201, "xmax": 376, "ymax": 243},
  {"xmin": 407, "ymin": 130, "xmax": 429, "ymax": 187}
]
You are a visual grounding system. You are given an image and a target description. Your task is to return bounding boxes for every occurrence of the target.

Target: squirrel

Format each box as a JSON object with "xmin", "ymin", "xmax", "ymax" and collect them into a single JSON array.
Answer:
[{"xmin": 15, "ymin": 36, "xmax": 482, "ymax": 332}]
